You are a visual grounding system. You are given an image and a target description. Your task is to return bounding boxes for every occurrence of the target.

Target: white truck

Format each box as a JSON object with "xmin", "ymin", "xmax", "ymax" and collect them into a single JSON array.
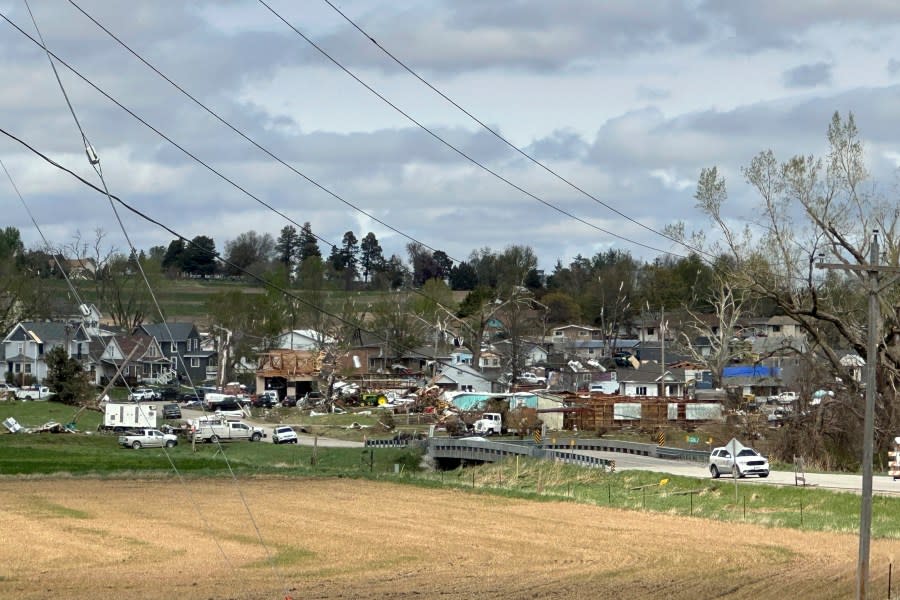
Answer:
[
  {"xmin": 118, "ymin": 428, "xmax": 178, "ymax": 449},
  {"xmin": 473, "ymin": 412, "xmax": 503, "ymax": 436},
  {"xmin": 16, "ymin": 386, "xmax": 53, "ymax": 400},
  {"xmin": 103, "ymin": 403, "xmax": 159, "ymax": 431},
  {"xmin": 191, "ymin": 419, "xmax": 266, "ymax": 443}
]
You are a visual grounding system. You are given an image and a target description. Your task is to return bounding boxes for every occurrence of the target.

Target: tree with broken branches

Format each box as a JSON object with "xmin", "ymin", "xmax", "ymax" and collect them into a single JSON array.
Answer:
[{"xmin": 692, "ymin": 112, "xmax": 900, "ymax": 467}]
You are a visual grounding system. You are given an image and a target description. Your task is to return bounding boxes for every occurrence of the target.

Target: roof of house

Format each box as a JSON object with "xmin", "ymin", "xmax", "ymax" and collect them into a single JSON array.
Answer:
[
  {"xmin": 139, "ymin": 322, "xmax": 196, "ymax": 342},
  {"xmin": 4, "ymin": 321, "xmax": 90, "ymax": 344}
]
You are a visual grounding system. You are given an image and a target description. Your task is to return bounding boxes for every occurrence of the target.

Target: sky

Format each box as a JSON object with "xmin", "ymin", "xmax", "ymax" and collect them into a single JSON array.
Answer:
[{"xmin": 4, "ymin": 0, "xmax": 900, "ymax": 272}]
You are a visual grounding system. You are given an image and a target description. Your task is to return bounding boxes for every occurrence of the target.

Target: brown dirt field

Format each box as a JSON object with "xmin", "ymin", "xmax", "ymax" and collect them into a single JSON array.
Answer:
[{"xmin": 0, "ymin": 478, "xmax": 897, "ymax": 599}]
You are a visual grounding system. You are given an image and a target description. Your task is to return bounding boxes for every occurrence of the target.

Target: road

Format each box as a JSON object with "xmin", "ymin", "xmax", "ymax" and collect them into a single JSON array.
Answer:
[
  {"xmin": 180, "ymin": 408, "xmax": 364, "ymax": 448},
  {"xmin": 580, "ymin": 449, "xmax": 900, "ymax": 495}
]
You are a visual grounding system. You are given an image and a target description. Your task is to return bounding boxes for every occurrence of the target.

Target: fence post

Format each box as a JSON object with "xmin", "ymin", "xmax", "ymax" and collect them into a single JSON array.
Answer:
[
  {"xmin": 888, "ymin": 561, "xmax": 892, "ymax": 599},
  {"xmin": 743, "ymin": 496, "xmax": 746, "ymax": 519},
  {"xmin": 690, "ymin": 491, "xmax": 693, "ymax": 516}
]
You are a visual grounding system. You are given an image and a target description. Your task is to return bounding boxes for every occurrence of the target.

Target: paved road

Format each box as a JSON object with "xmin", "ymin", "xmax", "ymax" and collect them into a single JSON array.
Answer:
[
  {"xmin": 580, "ymin": 449, "xmax": 900, "ymax": 495},
  {"xmin": 180, "ymin": 408, "xmax": 364, "ymax": 447}
]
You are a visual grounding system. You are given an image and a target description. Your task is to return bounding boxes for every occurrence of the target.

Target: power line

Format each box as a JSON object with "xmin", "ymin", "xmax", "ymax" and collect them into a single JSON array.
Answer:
[
  {"xmin": 257, "ymin": 0, "xmax": 684, "ymax": 259},
  {"xmin": 18, "ymin": 3, "xmax": 283, "ymax": 594},
  {"xmin": 1, "ymin": 158, "xmax": 88, "ymax": 309},
  {"xmin": 320, "ymin": 0, "xmax": 714, "ymax": 261},
  {"xmin": 3, "ymin": 7, "xmax": 548, "ymax": 329},
  {"xmin": 60, "ymin": 1, "xmax": 459, "ymax": 264},
  {"xmin": 0, "ymin": 125, "xmax": 536, "ymax": 392}
]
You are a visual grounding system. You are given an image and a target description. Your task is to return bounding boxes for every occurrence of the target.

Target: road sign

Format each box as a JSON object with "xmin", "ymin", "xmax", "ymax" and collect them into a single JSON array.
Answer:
[{"xmin": 687, "ymin": 435, "xmax": 699, "ymax": 444}]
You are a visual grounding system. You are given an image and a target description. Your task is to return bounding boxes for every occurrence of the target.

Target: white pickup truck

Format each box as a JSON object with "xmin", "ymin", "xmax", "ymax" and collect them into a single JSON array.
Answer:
[
  {"xmin": 16, "ymin": 386, "xmax": 53, "ymax": 400},
  {"xmin": 118, "ymin": 428, "xmax": 178, "ymax": 449},
  {"xmin": 192, "ymin": 420, "xmax": 266, "ymax": 443}
]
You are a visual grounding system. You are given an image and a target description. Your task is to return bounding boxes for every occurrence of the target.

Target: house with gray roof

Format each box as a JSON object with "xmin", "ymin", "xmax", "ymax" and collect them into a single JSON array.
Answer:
[
  {"xmin": 3, "ymin": 320, "xmax": 92, "ymax": 385},
  {"xmin": 138, "ymin": 322, "xmax": 216, "ymax": 385}
]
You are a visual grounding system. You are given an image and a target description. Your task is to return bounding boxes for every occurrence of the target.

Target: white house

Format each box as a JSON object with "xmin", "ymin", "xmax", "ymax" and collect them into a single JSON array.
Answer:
[
  {"xmin": 434, "ymin": 363, "xmax": 492, "ymax": 393},
  {"xmin": 3, "ymin": 320, "xmax": 92, "ymax": 385},
  {"xmin": 271, "ymin": 329, "xmax": 332, "ymax": 351},
  {"xmin": 618, "ymin": 367, "xmax": 686, "ymax": 398}
]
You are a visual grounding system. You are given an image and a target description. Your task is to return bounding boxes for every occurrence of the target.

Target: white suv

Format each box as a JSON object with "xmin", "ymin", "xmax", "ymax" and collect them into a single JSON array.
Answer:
[
  {"xmin": 128, "ymin": 387, "xmax": 158, "ymax": 401},
  {"xmin": 272, "ymin": 426, "xmax": 298, "ymax": 445},
  {"xmin": 709, "ymin": 445, "xmax": 769, "ymax": 478}
]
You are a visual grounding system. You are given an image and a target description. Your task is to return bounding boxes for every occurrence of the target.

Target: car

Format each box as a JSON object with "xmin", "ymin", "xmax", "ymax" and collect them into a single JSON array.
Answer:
[
  {"xmin": 154, "ymin": 386, "xmax": 179, "ymax": 401},
  {"xmin": 162, "ymin": 403, "xmax": 182, "ymax": 420},
  {"xmin": 272, "ymin": 425, "xmax": 298, "ymax": 444},
  {"xmin": 179, "ymin": 390, "xmax": 204, "ymax": 403},
  {"xmin": 709, "ymin": 445, "xmax": 770, "ymax": 478},
  {"xmin": 128, "ymin": 387, "xmax": 158, "ymax": 401},
  {"xmin": 0, "ymin": 383, "xmax": 18, "ymax": 397},
  {"xmin": 252, "ymin": 391, "xmax": 279, "ymax": 408}
]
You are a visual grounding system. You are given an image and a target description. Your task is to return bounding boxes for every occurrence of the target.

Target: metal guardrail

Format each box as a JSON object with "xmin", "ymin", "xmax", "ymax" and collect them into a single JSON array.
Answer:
[
  {"xmin": 543, "ymin": 449, "xmax": 612, "ymax": 470},
  {"xmin": 427, "ymin": 436, "xmax": 711, "ymax": 464}
]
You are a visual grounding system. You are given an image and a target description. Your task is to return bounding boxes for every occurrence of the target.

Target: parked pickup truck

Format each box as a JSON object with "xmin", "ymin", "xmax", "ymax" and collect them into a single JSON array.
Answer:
[
  {"xmin": 16, "ymin": 386, "xmax": 53, "ymax": 400},
  {"xmin": 192, "ymin": 420, "xmax": 266, "ymax": 443},
  {"xmin": 118, "ymin": 428, "xmax": 178, "ymax": 449}
]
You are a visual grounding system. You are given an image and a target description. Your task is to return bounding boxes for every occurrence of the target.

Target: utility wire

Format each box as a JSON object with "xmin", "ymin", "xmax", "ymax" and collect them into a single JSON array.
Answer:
[
  {"xmin": 321, "ymin": 0, "xmax": 714, "ymax": 261},
  {"xmin": 1, "ymin": 126, "xmax": 540, "ymax": 392},
  {"xmin": 62, "ymin": 0, "xmax": 456, "ymax": 263},
  {"xmin": 1, "ymin": 158, "xmax": 87, "ymax": 309},
  {"xmin": 257, "ymin": 0, "xmax": 683, "ymax": 258},
  {"xmin": 18, "ymin": 3, "xmax": 279, "ymax": 593},
  {"xmin": 2, "ymin": 8, "xmax": 515, "ymax": 334},
  {"xmin": 2, "ymin": 12, "xmax": 539, "ymax": 387}
]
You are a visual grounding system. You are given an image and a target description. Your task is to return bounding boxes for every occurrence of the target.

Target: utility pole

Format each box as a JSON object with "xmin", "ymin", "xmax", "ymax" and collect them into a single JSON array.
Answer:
[
  {"xmin": 659, "ymin": 307, "xmax": 666, "ymax": 398},
  {"xmin": 816, "ymin": 231, "xmax": 900, "ymax": 600}
]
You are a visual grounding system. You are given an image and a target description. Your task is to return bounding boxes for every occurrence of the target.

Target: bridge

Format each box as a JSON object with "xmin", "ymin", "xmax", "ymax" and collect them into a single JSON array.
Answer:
[{"xmin": 415, "ymin": 436, "xmax": 710, "ymax": 470}]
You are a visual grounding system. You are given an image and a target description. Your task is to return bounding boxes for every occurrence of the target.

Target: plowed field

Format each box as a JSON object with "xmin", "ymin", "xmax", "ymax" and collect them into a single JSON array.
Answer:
[{"xmin": 0, "ymin": 478, "xmax": 895, "ymax": 599}]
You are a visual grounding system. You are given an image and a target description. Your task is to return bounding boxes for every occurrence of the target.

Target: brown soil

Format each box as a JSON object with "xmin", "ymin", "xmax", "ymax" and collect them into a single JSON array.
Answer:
[{"xmin": 0, "ymin": 478, "xmax": 894, "ymax": 599}]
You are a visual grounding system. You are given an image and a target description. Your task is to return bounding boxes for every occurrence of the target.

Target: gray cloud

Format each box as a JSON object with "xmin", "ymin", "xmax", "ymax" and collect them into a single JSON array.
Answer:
[{"xmin": 782, "ymin": 62, "xmax": 832, "ymax": 88}]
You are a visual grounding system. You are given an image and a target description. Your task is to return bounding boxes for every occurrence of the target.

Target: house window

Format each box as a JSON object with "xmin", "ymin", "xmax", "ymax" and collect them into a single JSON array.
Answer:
[
  {"xmin": 636, "ymin": 386, "xmax": 647, "ymax": 396},
  {"xmin": 553, "ymin": 330, "xmax": 564, "ymax": 337},
  {"xmin": 578, "ymin": 331, "xmax": 588, "ymax": 337},
  {"xmin": 17, "ymin": 343, "xmax": 23, "ymax": 355},
  {"xmin": 646, "ymin": 327, "xmax": 655, "ymax": 336},
  {"xmin": 588, "ymin": 348, "xmax": 594, "ymax": 354},
  {"xmin": 24, "ymin": 364, "xmax": 31, "ymax": 374},
  {"xmin": 191, "ymin": 358, "xmax": 200, "ymax": 368},
  {"xmin": 170, "ymin": 342, "xmax": 177, "ymax": 353},
  {"xmin": 771, "ymin": 325, "xmax": 781, "ymax": 333},
  {"xmin": 143, "ymin": 364, "xmax": 150, "ymax": 374},
  {"xmin": 14, "ymin": 364, "xmax": 20, "ymax": 373}
]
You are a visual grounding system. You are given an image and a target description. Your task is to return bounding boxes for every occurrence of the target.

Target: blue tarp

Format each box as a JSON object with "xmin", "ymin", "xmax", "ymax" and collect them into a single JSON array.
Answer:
[{"xmin": 722, "ymin": 365, "xmax": 780, "ymax": 378}]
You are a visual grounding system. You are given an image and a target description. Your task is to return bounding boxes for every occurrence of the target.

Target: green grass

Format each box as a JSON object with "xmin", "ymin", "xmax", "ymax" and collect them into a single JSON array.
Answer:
[{"xmin": 4, "ymin": 401, "xmax": 899, "ymax": 539}]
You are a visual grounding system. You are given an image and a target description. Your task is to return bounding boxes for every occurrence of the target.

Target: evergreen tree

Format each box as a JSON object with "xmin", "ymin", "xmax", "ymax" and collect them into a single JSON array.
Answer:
[
  {"xmin": 298, "ymin": 222, "xmax": 321, "ymax": 262},
  {"xmin": 45, "ymin": 346, "xmax": 91, "ymax": 406},
  {"xmin": 449, "ymin": 261, "xmax": 478, "ymax": 290},
  {"xmin": 340, "ymin": 231, "xmax": 359, "ymax": 290},
  {"xmin": 359, "ymin": 232, "xmax": 384, "ymax": 283},
  {"xmin": 274, "ymin": 225, "xmax": 299, "ymax": 277},
  {"xmin": 161, "ymin": 239, "xmax": 184, "ymax": 272},
  {"xmin": 181, "ymin": 235, "xmax": 217, "ymax": 277}
]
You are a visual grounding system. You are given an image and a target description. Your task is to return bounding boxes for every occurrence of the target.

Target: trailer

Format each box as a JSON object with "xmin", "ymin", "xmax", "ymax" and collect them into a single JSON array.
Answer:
[{"xmin": 103, "ymin": 403, "xmax": 159, "ymax": 431}]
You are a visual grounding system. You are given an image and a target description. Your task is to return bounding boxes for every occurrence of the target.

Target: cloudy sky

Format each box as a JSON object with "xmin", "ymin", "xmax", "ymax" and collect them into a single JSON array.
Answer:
[{"xmin": 3, "ymin": 0, "xmax": 900, "ymax": 271}]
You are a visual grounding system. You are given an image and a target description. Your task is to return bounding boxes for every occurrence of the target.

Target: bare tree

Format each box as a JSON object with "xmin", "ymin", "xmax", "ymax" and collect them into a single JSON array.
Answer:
[{"xmin": 677, "ymin": 276, "xmax": 746, "ymax": 388}]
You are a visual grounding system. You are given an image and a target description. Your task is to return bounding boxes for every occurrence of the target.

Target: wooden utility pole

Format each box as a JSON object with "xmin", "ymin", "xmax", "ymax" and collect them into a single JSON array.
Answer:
[{"xmin": 817, "ymin": 231, "xmax": 900, "ymax": 599}]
